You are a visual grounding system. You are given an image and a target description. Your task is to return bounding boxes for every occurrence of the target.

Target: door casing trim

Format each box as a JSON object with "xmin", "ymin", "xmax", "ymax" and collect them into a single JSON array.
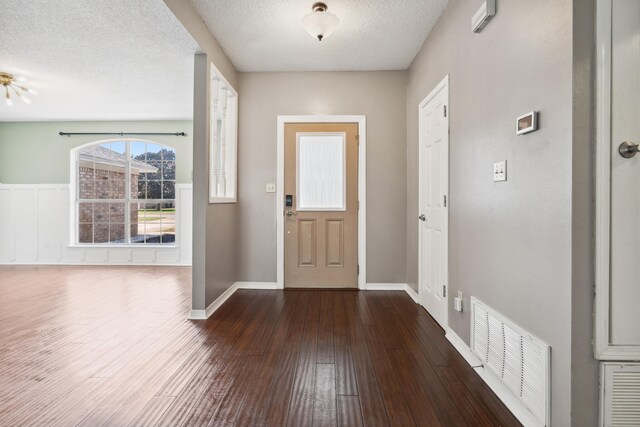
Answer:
[
  {"xmin": 418, "ymin": 75, "xmax": 449, "ymax": 329},
  {"xmin": 593, "ymin": 0, "xmax": 640, "ymax": 360},
  {"xmin": 276, "ymin": 115, "xmax": 366, "ymax": 290}
]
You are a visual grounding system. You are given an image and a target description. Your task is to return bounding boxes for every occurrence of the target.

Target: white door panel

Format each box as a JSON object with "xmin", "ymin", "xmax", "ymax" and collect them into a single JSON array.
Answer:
[
  {"xmin": 610, "ymin": 0, "xmax": 640, "ymax": 346},
  {"xmin": 419, "ymin": 76, "xmax": 449, "ymax": 329}
]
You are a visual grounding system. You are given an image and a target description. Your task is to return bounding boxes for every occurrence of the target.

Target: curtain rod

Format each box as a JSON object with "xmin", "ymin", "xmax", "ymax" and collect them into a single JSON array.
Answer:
[{"xmin": 59, "ymin": 132, "xmax": 187, "ymax": 137}]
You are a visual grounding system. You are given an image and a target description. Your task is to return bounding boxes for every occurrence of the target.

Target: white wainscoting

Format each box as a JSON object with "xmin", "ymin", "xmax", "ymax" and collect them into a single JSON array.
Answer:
[{"xmin": 0, "ymin": 184, "xmax": 192, "ymax": 265}]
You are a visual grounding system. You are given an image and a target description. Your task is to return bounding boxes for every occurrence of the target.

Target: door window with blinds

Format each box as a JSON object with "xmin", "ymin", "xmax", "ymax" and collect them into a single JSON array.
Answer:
[
  {"xmin": 209, "ymin": 67, "xmax": 238, "ymax": 203},
  {"xmin": 74, "ymin": 140, "xmax": 176, "ymax": 245},
  {"xmin": 296, "ymin": 133, "xmax": 346, "ymax": 211}
]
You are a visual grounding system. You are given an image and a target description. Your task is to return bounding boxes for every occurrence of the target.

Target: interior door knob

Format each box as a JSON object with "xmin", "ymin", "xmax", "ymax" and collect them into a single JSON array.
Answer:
[
  {"xmin": 285, "ymin": 210, "xmax": 297, "ymax": 217},
  {"xmin": 418, "ymin": 214, "xmax": 426, "ymax": 221},
  {"xmin": 619, "ymin": 141, "xmax": 640, "ymax": 158}
]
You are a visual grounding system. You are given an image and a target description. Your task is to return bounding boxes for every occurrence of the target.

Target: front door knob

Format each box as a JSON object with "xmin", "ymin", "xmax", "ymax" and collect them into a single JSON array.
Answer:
[
  {"xmin": 418, "ymin": 214, "xmax": 426, "ymax": 221},
  {"xmin": 619, "ymin": 141, "xmax": 640, "ymax": 158}
]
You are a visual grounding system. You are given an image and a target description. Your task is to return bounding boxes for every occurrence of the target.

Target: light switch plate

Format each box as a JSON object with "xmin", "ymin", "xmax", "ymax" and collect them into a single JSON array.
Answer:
[
  {"xmin": 266, "ymin": 183, "xmax": 276, "ymax": 193},
  {"xmin": 493, "ymin": 160, "xmax": 507, "ymax": 182}
]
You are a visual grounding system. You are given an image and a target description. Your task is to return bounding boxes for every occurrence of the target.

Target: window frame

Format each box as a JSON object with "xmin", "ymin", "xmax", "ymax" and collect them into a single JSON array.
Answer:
[
  {"xmin": 209, "ymin": 64, "xmax": 238, "ymax": 204},
  {"xmin": 69, "ymin": 139, "xmax": 178, "ymax": 247}
]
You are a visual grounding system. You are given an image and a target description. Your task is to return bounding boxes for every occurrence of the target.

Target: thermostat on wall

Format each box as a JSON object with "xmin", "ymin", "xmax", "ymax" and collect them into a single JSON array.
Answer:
[{"xmin": 516, "ymin": 111, "xmax": 538, "ymax": 135}]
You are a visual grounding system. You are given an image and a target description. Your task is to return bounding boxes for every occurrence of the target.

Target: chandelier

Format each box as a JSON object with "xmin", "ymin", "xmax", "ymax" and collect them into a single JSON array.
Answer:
[{"xmin": 1, "ymin": 72, "xmax": 38, "ymax": 106}]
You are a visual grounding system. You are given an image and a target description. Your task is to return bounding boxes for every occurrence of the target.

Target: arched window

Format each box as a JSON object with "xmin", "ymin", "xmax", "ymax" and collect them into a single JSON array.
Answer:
[{"xmin": 74, "ymin": 140, "xmax": 176, "ymax": 245}]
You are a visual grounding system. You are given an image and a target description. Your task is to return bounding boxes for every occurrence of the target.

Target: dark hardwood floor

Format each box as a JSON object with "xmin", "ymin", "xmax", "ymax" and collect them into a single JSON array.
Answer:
[{"xmin": 0, "ymin": 266, "xmax": 521, "ymax": 426}]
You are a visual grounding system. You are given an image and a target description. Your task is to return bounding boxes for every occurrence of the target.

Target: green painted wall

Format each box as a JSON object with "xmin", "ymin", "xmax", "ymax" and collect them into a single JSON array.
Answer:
[{"xmin": 0, "ymin": 121, "xmax": 193, "ymax": 184}]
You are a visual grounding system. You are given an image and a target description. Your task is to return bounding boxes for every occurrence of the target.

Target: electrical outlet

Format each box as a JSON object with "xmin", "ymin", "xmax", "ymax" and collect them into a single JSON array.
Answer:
[
  {"xmin": 493, "ymin": 160, "xmax": 507, "ymax": 182},
  {"xmin": 266, "ymin": 183, "xmax": 276, "ymax": 193}
]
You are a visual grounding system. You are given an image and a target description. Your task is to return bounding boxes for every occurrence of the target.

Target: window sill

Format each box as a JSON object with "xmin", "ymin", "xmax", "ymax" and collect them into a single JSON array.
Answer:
[{"xmin": 209, "ymin": 197, "xmax": 237, "ymax": 204}]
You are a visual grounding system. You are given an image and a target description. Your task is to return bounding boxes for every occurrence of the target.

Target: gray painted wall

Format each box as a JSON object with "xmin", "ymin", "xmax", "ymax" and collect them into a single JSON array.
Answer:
[
  {"xmin": 572, "ymin": 0, "xmax": 599, "ymax": 425},
  {"xmin": 0, "ymin": 121, "xmax": 193, "ymax": 184},
  {"xmin": 236, "ymin": 71, "xmax": 407, "ymax": 284},
  {"xmin": 192, "ymin": 54, "xmax": 238, "ymax": 310},
  {"xmin": 171, "ymin": 0, "xmax": 241, "ymax": 311},
  {"xmin": 406, "ymin": 0, "xmax": 573, "ymax": 425}
]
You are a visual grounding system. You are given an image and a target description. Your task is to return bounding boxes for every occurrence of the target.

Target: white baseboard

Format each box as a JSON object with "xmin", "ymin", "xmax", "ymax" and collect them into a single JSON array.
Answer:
[
  {"xmin": 0, "ymin": 261, "xmax": 192, "ymax": 267},
  {"xmin": 365, "ymin": 283, "xmax": 419, "ymax": 304},
  {"xmin": 445, "ymin": 327, "xmax": 543, "ymax": 427},
  {"xmin": 365, "ymin": 283, "xmax": 407, "ymax": 291},
  {"xmin": 404, "ymin": 284, "xmax": 419, "ymax": 303},
  {"xmin": 235, "ymin": 282, "xmax": 278, "ymax": 290},
  {"xmin": 188, "ymin": 309, "xmax": 207, "ymax": 320}
]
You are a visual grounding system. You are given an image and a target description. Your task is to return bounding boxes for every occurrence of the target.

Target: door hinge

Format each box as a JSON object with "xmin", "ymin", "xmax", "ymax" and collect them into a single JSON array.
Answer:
[
  {"xmin": 443, "ymin": 105, "xmax": 447, "ymax": 117},
  {"xmin": 443, "ymin": 195, "xmax": 447, "ymax": 207},
  {"xmin": 443, "ymin": 285, "xmax": 447, "ymax": 297},
  {"xmin": 356, "ymin": 135, "xmax": 360, "ymax": 145},
  {"xmin": 357, "ymin": 200, "xmax": 360, "ymax": 210},
  {"xmin": 357, "ymin": 265, "xmax": 360, "ymax": 275}
]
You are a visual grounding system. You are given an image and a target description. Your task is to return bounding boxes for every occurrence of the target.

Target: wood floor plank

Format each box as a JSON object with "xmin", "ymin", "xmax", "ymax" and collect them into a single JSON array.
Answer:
[
  {"xmin": 387, "ymin": 348, "xmax": 445, "ymax": 427},
  {"xmin": 0, "ymin": 267, "xmax": 521, "ymax": 427},
  {"xmin": 362, "ymin": 325, "xmax": 417, "ymax": 427},
  {"xmin": 312, "ymin": 363, "xmax": 337, "ymax": 427},
  {"xmin": 342, "ymin": 298, "xmax": 389, "ymax": 427},
  {"xmin": 233, "ymin": 291, "xmax": 302, "ymax": 427},
  {"xmin": 337, "ymin": 395, "xmax": 364, "ymax": 427},
  {"xmin": 129, "ymin": 396, "xmax": 175, "ymax": 427},
  {"xmin": 209, "ymin": 294, "xmax": 287, "ymax": 427},
  {"xmin": 181, "ymin": 293, "xmax": 277, "ymax": 426},
  {"xmin": 433, "ymin": 365, "xmax": 500, "ymax": 427},
  {"xmin": 316, "ymin": 291, "xmax": 335, "ymax": 364},
  {"xmin": 262, "ymin": 291, "xmax": 312, "ymax": 426},
  {"xmin": 332, "ymin": 292, "xmax": 358, "ymax": 396},
  {"xmin": 285, "ymin": 291, "xmax": 321, "ymax": 427},
  {"xmin": 372, "ymin": 293, "xmax": 471, "ymax": 427},
  {"xmin": 364, "ymin": 293, "xmax": 404, "ymax": 349}
]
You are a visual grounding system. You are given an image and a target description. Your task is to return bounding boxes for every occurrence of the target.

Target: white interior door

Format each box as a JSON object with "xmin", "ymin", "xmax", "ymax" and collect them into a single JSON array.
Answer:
[
  {"xmin": 418, "ymin": 76, "xmax": 449, "ymax": 329},
  {"xmin": 610, "ymin": 0, "xmax": 640, "ymax": 346}
]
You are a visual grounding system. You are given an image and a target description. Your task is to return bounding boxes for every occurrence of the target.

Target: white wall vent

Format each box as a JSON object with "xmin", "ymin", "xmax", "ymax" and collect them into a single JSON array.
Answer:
[
  {"xmin": 471, "ymin": 297, "xmax": 550, "ymax": 426},
  {"xmin": 601, "ymin": 363, "xmax": 640, "ymax": 427}
]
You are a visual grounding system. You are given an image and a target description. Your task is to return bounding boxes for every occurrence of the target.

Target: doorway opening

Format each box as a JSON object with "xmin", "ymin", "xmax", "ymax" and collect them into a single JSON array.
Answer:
[{"xmin": 276, "ymin": 116, "xmax": 367, "ymax": 289}]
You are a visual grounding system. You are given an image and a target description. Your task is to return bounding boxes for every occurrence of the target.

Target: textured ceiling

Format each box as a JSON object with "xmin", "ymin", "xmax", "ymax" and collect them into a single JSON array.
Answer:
[
  {"xmin": 0, "ymin": 0, "xmax": 200, "ymax": 122},
  {"xmin": 189, "ymin": 0, "xmax": 449, "ymax": 72}
]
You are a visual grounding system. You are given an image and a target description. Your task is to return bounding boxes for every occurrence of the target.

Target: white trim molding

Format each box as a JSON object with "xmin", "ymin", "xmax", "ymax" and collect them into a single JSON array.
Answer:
[
  {"xmin": 594, "ymin": 0, "xmax": 640, "ymax": 360},
  {"xmin": 445, "ymin": 327, "xmax": 545, "ymax": 427},
  {"xmin": 404, "ymin": 285, "xmax": 419, "ymax": 303},
  {"xmin": 276, "ymin": 115, "xmax": 367, "ymax": 290},
  {"xmin": 235, "ymin": 282, "xmax": 278, "ymax": 290},
  {"xmin": 365, "ymin": 283, "xmax": 406, "ymax": 291}
]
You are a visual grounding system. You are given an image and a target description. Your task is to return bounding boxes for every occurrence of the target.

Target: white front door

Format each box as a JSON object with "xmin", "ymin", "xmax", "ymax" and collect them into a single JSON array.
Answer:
[{"xmin": 418, "ymin": 76, "xmax": 449, "ymax": 329}]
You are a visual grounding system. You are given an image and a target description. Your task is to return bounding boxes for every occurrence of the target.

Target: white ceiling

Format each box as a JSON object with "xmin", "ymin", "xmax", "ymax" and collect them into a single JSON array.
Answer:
[
  {"xmin": 0, "ymin": 0, "xmax": 200, "ymax": 122},
  {"xmin": 189, "ymin": 0, "xmax": 449, "ymax": 72}
]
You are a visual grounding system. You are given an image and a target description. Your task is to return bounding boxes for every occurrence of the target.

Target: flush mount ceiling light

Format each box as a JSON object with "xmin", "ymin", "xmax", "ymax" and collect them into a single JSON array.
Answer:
[
  {"xmin": 301, "ymin": 2, "xmax": 339, "ymax": 41},
  {"xmin": 1, "ymin": 72, "xmax": 38, "ymax": 106}
]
